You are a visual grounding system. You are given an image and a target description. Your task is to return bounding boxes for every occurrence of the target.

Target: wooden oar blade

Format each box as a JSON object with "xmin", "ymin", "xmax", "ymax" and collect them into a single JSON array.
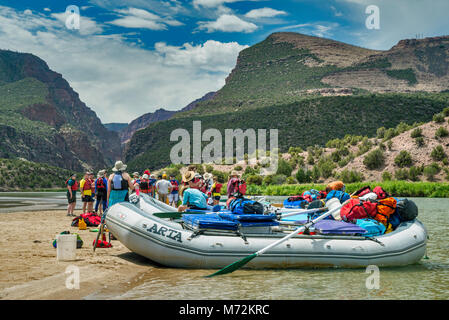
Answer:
[{"xmin": 205, "ymin": 253, "xmax": 257, "ymax": 278}]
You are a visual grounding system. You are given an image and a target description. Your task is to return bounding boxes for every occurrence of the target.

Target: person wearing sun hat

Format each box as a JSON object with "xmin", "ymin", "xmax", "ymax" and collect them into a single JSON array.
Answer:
[
  {"xmin": 227, "ymin": 170, "xmax": 240, "ymax": 198},
  {"xmin": 107, "ymin": 161, "xmax": 135, "ymax": 207},
  {"xmin": 178, "ymin": 171, "xmax": 208, "ymax": 212}
]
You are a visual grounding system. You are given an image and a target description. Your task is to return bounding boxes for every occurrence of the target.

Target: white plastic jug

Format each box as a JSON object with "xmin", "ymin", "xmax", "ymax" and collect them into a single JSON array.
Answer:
[{"xmin": 56, "ymin": 234, "xmax": 77, "ymax": 261}]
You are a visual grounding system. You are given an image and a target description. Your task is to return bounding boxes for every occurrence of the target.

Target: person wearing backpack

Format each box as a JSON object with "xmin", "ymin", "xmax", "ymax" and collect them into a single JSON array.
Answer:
[
  {"xmin": 107, "ymin": 161, "xmax": 135, "ymax": 207},
  {"xmin": 178, "ymin": 171, "xmax": 208, "ymax": 212},
  {"xmin": 95, "ymin": 170, "xmax": 108, "ymax": 215},
  {"xmin": 227, "ymin": 171, "xmax": 246, "ymax": 198},
  {"xmin": 66, "ymin": 174, "xmax": 78, "ymax": 216}
]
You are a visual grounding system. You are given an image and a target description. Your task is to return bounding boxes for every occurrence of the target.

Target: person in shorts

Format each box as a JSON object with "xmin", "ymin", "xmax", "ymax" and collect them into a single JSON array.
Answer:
[
  {"xmin": 168, "ymin": 174, "xmax": 180, "ymax": 208},
  {"xmin": 156, "ymin": 173, "xmax": 172, "ymax": 204},
  {"xmin": 211, "ymin": 176, "xmax": 223, "ymax": 206},
  {"xmin": 66, "ymin": 174, "xmax": 78, "ymax": 216},
  {"xmin": 80, "ymin": 172, "xmax": 94, "ymax": 213}
]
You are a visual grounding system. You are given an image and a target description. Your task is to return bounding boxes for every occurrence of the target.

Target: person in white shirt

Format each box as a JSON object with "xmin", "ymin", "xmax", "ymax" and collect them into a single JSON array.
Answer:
[{"xmin": 156, "ymin": 173, "xmax": 172, "ymax": 204}]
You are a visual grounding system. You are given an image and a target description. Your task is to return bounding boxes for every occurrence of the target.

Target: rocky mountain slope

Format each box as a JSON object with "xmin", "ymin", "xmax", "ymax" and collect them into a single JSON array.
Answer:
[
  {"xmin": 124, "ymin": 32, "xmax": 449, "ymax": 171},
  {"xmin": 0, "ymin": 50, "xmax": 121, "ymax": 171},
  {"xmin": 111, "ymin": 91, "xmax": 216, "ymax": 144}
]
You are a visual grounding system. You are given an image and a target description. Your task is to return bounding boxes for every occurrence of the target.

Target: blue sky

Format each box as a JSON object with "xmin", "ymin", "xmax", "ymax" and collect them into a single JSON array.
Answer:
[{"xmin": 0, "ymin": 0, "xmax": 448, "ymax": 123}]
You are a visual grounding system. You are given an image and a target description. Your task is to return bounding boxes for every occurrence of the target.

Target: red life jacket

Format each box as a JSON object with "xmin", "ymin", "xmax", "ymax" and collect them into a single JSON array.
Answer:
[
  {"xmin": 96, "ymin": 178, "xmax": 106, "ymax": 189},
  {"xmin": 170, "ymin": 179, "xmax": 179, "ymax": 191},
  {"xmin": 139, "ymin": 179, "xmax": 151, "ymax": 193},
  {"xmin": 230, "ymin": 178, "xmax": 246, "ymax": 196},
  {"xmin": 212, "ymin": 183, "xmax": 222, "ymax": 194},
  {"xmin": 82, "ymin": 179, "xmax": 92, "ymax": 191},
  {"xmin": 66, "ymin": 179, "xmax": 78, "ymax": 191}
]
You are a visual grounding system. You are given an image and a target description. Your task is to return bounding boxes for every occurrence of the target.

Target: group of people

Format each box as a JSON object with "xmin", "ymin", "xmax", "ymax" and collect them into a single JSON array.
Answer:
[
  {"xmin": 65, "ymin": 170, "xmax": 109, "ymax": 216},
  {"xmin": 66, "ymin": 161, "xmax": 244, "ymax": 216}
]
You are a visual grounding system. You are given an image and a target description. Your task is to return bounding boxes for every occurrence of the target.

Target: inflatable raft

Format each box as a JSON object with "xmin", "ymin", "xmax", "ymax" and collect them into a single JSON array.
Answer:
[{"xmin": 104, "ymin": 194, "xmax": 428, "ymax": 269}]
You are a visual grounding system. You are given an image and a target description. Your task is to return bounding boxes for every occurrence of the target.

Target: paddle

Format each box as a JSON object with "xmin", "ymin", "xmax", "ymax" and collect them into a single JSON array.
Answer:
[
  {"xmin": 205, "ymin": 202, "xmax": 343, "ymax": 277},
  {"xmin": 279, "ymin": 207, "xmax": 327, "ymax": 219},
  {"xmin": 93, "ymin": 210, "xmax": 107, "ymax": 252}
]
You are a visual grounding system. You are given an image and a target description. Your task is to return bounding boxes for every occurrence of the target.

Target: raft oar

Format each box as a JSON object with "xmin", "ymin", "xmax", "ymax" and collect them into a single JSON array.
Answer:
[
  {"xmin": 205, "ymin": 203, "xmax": 344, "ymax": 277},
  {"xmin": 93, "ymin": 210, "xmax": 108, "ymax": 252},
  {"xmin": 279, "ymin": 207, "xmax": 327, "ymax": 219}
]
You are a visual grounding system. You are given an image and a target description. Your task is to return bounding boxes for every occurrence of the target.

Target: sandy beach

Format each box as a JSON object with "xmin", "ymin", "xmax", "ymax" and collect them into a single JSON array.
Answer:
[{"xmin": 0, "ymin": 210, "xmax": 154, "ymax": 300}]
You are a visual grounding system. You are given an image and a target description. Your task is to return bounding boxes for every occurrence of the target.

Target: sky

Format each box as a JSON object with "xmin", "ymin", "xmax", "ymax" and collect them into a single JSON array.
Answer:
[{"xmin": 0, "ymin": 0, "xmax": 448, "ymax": 123}]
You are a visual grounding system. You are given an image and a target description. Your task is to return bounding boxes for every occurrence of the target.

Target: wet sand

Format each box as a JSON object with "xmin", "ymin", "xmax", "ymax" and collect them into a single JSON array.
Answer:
[{"xmin": 0, "ymin": 210, "xmax": 154, "ymax": 300}]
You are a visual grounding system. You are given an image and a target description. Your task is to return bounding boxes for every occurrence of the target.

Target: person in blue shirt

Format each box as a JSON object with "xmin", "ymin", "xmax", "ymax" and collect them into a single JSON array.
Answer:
[
  {"xmin": 178, "ymin": 171, "xmax": 208, "ymax": 212},
  {"xmin": 95, "ymin": 169, "xmax": 108, "ymax": 215},
  {"xmin": 149, "ymin": 174, "xmax": 157, "ymax": 198}
]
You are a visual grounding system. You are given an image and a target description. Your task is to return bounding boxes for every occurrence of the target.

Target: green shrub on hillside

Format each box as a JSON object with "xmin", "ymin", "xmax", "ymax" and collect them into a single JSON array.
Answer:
[
  {"xmin": 408, "ymin": 166, "xmax": 423, "ymax": 181},
  {"xmin": 395, "ymin": 168, "xmax": 409, "ymax": 181},
  {"xmin": 435, "ymin": 127, "xmax": 449, "ymax": 138},
  {"xmin": 394, "ymin": 150, "xmax": 413, "ymax": 168},
  {"xmin": 363, "ymin": 148, "xmax": 385, "ymax": 170},
  {"xmin": 246, "ymin": 175, "xmax": 263, "ymax": 185},
  {"xmin": 415, "ymin": 136, "xmax": 425, "ymax": 147},
  {"xmin": 410, "ymin": 128, "xmax": 423, "ymax": 138},
  {"xmin": 431, "ymin": 145, "xmax": 446, "ymax": 161},
  {"xmin": 433, "ymin": 113, "xmax": 445, "ymax": 123},
  {"xmin": 423, "ymin": 163, "xmax": 441, "ymax": 181},
  {"xmin": 382, "ymin": 171, "xmax": 393, "ymax": 181},
  {"xmin": 336, "ymin": 169, "xmax": 364, "ymax": 183}
]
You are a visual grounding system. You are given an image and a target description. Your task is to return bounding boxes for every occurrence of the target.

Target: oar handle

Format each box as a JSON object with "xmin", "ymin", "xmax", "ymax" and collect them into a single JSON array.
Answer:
[{"xmin": 257, "ymin": 203, "xmax": 342, "ymax": 256}]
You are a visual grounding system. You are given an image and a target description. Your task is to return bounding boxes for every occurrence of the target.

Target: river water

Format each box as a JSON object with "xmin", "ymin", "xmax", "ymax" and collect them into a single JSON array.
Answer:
[{"xmin": 1, "ymin": 193, "xmax": 448, "ymax": 299}]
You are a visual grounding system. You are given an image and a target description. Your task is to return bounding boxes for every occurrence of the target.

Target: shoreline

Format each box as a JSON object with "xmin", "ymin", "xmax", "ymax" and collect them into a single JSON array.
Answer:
[{"xmin": 0, "ymin": 210, "xmax": 154, "ymax": 300}]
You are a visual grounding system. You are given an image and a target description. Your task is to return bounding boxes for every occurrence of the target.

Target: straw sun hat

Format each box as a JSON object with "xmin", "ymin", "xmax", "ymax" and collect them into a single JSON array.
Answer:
[
  {"xmin": 112, "ymin": 161, "xmax": 127, "ymax": 172},
  {"xmin": 182, "ymin": 170, "xmax": 195, "ymax": 183},
  {"xmin": 230, "ymin": 170, "xmax": 240, "ymax": 177}
]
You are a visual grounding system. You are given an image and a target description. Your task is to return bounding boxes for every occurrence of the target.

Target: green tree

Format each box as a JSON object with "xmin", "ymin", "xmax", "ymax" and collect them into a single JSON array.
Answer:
[
  {"xmin": 295, "ymin": 167, "xmax": 312, "ymax": 183},
  {"xmin": 276, "ymin": 158, "xmax": 293, "ymax": 177}
]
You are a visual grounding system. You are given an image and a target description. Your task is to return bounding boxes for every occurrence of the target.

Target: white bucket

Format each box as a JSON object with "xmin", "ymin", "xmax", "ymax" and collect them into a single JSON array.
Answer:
[{"xmin": 56, "ymin": 234, "xmax": 77, "ymax": 261}]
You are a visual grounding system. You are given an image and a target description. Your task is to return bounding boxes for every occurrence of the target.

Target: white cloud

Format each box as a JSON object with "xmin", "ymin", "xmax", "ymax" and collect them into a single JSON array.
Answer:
[
  {"xmin": 0, "ymin": 5, "xmax": 245, "ymax": 123},
  {"xmin": 245, "ymin": 7, "xmax": 287, "ymax": 19},
  {"xmin": 192, "ymin": 0, "xmax": 244, "ymax": 9},
  {"xmin": 43, "ymin": 8, "xmax": 51, "ymax": 12},
  {"xmin": 24, "ymin": 9, "xmax": 32, "ymax": 15},
  {"xmin": 155, "ymin": 40, "xmax": 248, "ymax": 73},
  {"xmin": 107, "ymin": 7, "xmax": 183, "ymax": 30},
  {"xmin": 197, "ymin": 14, "xmax": 258, "ymax": 33},
  {"xmin": 277, "ymin": 22, "xmax": 338, "ymax": 38}
]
